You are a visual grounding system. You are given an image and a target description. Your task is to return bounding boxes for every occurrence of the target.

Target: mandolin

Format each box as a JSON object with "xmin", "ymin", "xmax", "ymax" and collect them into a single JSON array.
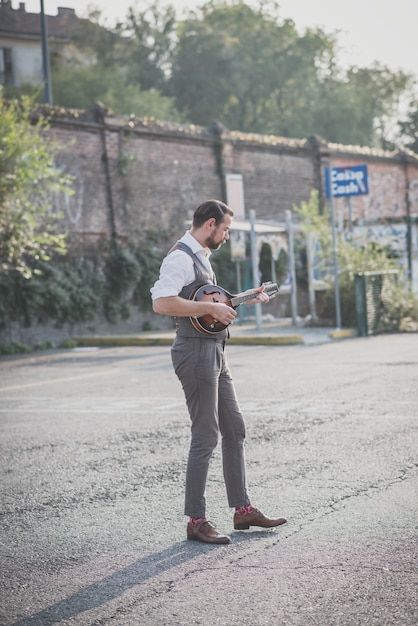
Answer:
[{"xmin": 189, "ymin": 282, "xmax": 280, "ymax": 335}]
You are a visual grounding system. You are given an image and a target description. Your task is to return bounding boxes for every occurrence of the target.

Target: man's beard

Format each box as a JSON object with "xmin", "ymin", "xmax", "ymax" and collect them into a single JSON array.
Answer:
[{"xmin": 205, "ymin": 235, "xmax": 223, "ymax": 250}]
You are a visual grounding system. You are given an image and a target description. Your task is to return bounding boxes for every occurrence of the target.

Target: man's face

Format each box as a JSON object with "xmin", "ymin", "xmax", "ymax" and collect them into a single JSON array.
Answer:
[{"xmin": 205, "ymin": 214, "xmax": 232, "ymax": 250}]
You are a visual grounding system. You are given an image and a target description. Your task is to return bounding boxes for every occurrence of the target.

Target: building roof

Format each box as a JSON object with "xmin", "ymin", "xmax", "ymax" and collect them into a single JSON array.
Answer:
[{"xmin": 0, "ymin": 0, "xmax": 80, "ymax": 41}]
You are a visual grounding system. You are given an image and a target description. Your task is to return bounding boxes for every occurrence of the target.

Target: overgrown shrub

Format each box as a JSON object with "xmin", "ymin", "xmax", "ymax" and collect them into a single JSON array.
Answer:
[
  {"xmin": 0, "ymin": 236, "xmax": 165, "ymax": 331},
  {"xmin": 378, "ymin": 281, "xmax": 418, "ymax": 332},
  {"xmin": 103, "ymin": 243, "xmax": 141, "ymax": 322},
  {"xmin": 294, "ymin": 190, "xmax": 418, "ymax": 329}
]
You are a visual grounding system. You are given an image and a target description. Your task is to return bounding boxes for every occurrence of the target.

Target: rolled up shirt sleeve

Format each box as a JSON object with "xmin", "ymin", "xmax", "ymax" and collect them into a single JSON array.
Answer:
[{"xmin": 150, "ymin": 250, "xmax": 195, "ymax": 300}]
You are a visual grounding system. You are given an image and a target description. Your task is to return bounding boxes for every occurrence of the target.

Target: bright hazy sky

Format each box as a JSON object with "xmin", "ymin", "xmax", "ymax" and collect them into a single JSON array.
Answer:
[{"xmin": 19, "ymin": 0, "xmax": 418, "ymax": 80}]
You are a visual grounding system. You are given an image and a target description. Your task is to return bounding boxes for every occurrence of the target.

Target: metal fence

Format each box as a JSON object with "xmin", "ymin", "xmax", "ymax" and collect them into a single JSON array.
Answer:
[{"xmin": 355, "ymin": 270, "xmax": 399, "ymax": 336}]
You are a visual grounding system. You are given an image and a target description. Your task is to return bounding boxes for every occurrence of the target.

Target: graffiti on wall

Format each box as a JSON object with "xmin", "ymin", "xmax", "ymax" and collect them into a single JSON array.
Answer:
[
  {"xmin": 352, "ymin": 222, "xmax": 407, "ymax": 253},
  {"xmin": 335, "ymin": 166, "xmax": 418, "ymax": 223},
  {"xmin": 351, "ymin": 222, "xmax": 418, "ymax": 291},
  {"xmin": 366, "ymin": 170, "xmax": 403, "ymax": 216},
  {"xmin": 52, "ymin": 166, "xmax": 84, "ymax": 226}
]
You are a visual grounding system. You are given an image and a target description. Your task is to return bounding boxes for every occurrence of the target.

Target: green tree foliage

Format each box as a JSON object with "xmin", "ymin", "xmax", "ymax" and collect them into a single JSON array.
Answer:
[
  {"xmin": 122, "ymin": 1, "xmax": 177, "ymax": 92},
  {"xmin": 0, "ymin": 239, "xmax": 165, "ymax": 332},
  {"xmin": 38, "ymin": 0, "xmax": 415, "ymax": 148},
  {"xmin": 132, "ymin": 230, "xmax": 167, "ymax": 311},
  {"xmin": 325, "ymin": 64, "xmax": 412, "ymax": 147},
  {"xmin": 51, "ymin": 63, "xmax": 182, "ymax": 120},
  {"xmin": 170, "ymin": 0, "xmax": 413, "ymax": 146},
  {"xmin": 0, "ymin": 97, "xmax": 71, "ymax": 278},
  {"xmin": 171, "ymin": 0, "xmax": 333, "ymax": 134},
  {"xmin": 50, "ymin": 3, "xmax": 183, "ymax": 121},
  {"xmin": 398, "ymin": 99, "xmax": 418, "ymax": 153}
]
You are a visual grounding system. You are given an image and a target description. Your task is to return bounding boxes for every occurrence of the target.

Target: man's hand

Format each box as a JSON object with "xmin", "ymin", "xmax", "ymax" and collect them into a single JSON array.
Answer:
[
  {"xmin": 209, "ymin": 302, "xmax": 237, "ymax": 325},
  {"xmin": 153, "ymin": 295, "xmax": 237, "ymax": 322},
  {"xmin": 240, "ymin": 285, "xmax": 269, "ymax": 305}
]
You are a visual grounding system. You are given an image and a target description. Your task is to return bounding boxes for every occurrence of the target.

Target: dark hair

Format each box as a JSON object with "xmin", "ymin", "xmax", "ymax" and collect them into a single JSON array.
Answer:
[{"xmin": 192, "ymin": 199, "xmax": 234, "ymax": 228}]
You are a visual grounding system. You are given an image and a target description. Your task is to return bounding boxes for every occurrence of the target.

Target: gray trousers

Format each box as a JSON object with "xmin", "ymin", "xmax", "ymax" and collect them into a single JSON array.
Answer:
[{"xmin": 171, "ymin": 335, "xmax": 250, "ymax": 517}]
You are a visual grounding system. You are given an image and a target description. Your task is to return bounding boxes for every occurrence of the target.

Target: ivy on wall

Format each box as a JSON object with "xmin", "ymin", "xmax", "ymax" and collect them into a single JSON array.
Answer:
[{"xmin": 0, "ymin": 235, "xmax": 165, "ymax": 331}]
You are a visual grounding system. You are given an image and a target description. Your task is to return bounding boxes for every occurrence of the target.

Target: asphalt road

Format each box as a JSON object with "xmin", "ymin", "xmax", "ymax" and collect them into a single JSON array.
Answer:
[{"xmin": 0, "ymin": 334, "xmax": 417, "ymax": 626}]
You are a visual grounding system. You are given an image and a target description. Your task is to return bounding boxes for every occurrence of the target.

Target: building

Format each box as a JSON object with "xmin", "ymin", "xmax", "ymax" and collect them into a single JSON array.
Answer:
[{"xmin": 0, "ymin": 0, "xmax": 79, "ymax": 88}]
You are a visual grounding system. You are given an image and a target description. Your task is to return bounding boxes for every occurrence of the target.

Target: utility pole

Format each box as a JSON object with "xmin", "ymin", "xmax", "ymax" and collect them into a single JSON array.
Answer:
[
  {"xmin": 40, "ymin": 0, "xmax": 53, "ymax": 104},
  {"xmin": 328, "ymin": 169, "xmax": 342, "ymax": 330},
  {"xmin": 249, "ymin": 210, "xmax": 262, "ymax": 330},
  {"xmin": 285, "ymin": 210, "xmax": 298, "ymax": 325}
]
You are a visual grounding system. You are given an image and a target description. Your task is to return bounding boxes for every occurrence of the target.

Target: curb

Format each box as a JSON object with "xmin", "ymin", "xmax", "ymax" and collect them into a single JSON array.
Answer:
[
  {"xmin": 73, "ymin": 334, "xmax": 305, "ymax": 347},
  {"xmin": 73, "ymin": 336, "xmax": 174, "ymax": 347},
  {"xmin": 328, "ymin": 329, "xmax": 357, "ymax": 340},
  {"xmin": 228, "ymin": 335, "xmax": 304, "ymax": 345},
  {"xmin": 72, "ymin": 329, "xmax": 356, "ymax": 348}
]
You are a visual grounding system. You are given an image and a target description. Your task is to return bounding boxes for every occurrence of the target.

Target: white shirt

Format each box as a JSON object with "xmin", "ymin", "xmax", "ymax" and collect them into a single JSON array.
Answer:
[{"xmin": 150, "ymin": 231, "xmax": 213, "ymax": 300}]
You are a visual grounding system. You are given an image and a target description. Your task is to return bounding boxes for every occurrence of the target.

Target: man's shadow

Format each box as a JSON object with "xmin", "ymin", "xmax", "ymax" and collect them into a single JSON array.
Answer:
[
  {"xmin": 9, "ymin": 542, "xmax": 193, "ymax": 626},
  {"xmin": 9, "ymin": 531, "xmax": 273, "ymax": 626}
]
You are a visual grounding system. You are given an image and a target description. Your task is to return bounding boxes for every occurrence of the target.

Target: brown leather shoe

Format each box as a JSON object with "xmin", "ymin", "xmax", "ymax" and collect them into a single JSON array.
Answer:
[
  {"xmin": 187, "ymin": 520, "xmax": 231, "ymax": 544},
  {"xmin": 233, "ymin": 508, "xmax": 287, "ymax": 530}
]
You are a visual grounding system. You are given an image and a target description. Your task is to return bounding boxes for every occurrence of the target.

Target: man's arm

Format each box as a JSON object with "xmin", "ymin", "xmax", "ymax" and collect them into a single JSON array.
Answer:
[
  {"xmin": 153, "ymin": 285, "xmax": 268, "ymax": 323},
  {"xmin": 153, "ymin": 295, "xmax": 237, "ymax": 326}
]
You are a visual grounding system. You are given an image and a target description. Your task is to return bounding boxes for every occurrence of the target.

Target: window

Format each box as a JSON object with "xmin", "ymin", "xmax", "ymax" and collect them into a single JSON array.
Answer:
[{"xmin": 0, "ymin": 47, "xmax": 13, "ymax": 85}]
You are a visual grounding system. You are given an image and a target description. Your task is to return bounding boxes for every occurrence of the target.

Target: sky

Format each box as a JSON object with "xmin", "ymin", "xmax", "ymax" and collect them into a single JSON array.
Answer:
[{"xmin": 19, "ymin": 0, "xmax": 418, "ymax": 80}]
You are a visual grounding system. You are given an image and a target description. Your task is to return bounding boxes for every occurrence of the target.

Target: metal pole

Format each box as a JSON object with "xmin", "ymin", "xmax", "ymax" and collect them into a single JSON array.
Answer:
[
  {"xmin": 235, "ymin": 261, "xmax": 244, "ymax": 323},
  {"xmin": 347, "ymin": 196, "xmax": 353, "ymax": 233},
  {"xmin": 40, "ymin": 0, "xmax": 53, "ymax": 104},
  {"xmin": 328, "ymin": 168, "xmax": 342, "ymax": 330},
  {"xmin": 249, "ymin": 209, "xmax": 262, "ymax": 330},
  {"xmin": 401, "ymin": 153, "xmax": 413, "ymax": 286},
  {"xmin": 306, "ymin": 231, "xmax": 317, "ymax": 321},
  {"xmin": 285, "ymin": 210, "xmax": 298, "ymax": 325}
]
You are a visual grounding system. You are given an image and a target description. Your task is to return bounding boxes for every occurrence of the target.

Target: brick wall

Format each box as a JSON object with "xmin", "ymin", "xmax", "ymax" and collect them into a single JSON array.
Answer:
[
  {"xmin": 46, "ymin": 114, "xmax": 418, "ymax": 250},
  {"xmin": 329, "ymin": 155, "xmax": 415, "ymax": 224}
]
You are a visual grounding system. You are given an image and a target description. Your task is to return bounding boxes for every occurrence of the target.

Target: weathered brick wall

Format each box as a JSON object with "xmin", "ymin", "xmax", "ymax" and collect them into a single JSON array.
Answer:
[
  {"xmin": 49, "ymin": 120, "xmax": 227, "ymax": 249},
  {"xmin": 47, "ymin": 114, "xmax": 418, "ymax": 250},
  {"xmin": 325, "ymin": 151, "xmax": 418, "ymax": 280},
  {"xmin": 330, "ymin": 155, "xmax": 415, "ymax": 223},
  {"xmin": 114, "ymin": 133, "xmax": 222, "ymax": 241},
  {"xmin": 224, "ymin": 140, "xmax": 316, "ymax": 221},
  {"xmin": 52, "ymin": 122, "xmax": 111, "ymax": 238}
]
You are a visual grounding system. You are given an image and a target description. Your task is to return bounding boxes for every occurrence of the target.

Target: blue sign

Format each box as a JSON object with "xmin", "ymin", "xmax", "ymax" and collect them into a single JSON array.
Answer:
[{"xmin": 325, "ymin": 165, "xmax": 369, "ymax": 198}]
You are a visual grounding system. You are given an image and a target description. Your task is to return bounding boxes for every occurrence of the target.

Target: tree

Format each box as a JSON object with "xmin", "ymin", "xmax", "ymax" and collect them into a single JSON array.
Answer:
[
  {"xmin": 170, "ymin": 0, "xmax": 414, "ymax": 147},
  {"xmin": 398, "ymin": 99, "xmax": 418, "ymax": 153},
  {"xmin": 23, "ymin": 0, "xmax": 415, "ymax": 148},
  {"xmin": 318, "ymin": 64, "xmax": 413, "ymax": 147},
  {"xmin": 51, "ymin": 63, "xmax": 182, "ymax": 120},
  {"xmin": 170, "ymin": 0, "xmax": 330, "ymax": 132},
  {"xmin": 122, "ymin": 0, "xmax": 178, "ymax": 93},
  {"xmin": 0, "ymin": 98, "xmax": 71, "ymax": 278},
  {"xmin": 49, "ymin": 3, "xmax": 184, "ymax": 121}
]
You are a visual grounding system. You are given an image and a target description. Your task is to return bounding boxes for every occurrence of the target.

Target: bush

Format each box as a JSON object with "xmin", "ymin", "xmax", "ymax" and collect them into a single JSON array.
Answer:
[
  {"xmin": 294, "ymin": 190, "xmax": 418, "ymax": 329},
  {"xmin": 379, "ymin": 282, "xmax": 418, "ymax": 332},
  {"xmin": 0, "ymin": 236, "xmax": 165, "ymax": 331},
  {"xmin": 0, "ymin": 342, "xmax": 32, "ymax": 355}
]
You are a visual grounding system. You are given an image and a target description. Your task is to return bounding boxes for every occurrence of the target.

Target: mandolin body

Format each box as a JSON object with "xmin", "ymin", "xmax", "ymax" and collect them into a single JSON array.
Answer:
[
  {"xmin": 190, "ymin": 285, "xmax": 235, "ymax": 335},
  {"xmin": 189, "ymin": 283, "xmax": 279, "ymax": 335}
]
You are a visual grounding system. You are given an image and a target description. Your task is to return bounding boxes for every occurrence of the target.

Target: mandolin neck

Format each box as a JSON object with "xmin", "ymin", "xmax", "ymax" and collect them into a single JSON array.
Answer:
[{"xmin": 230, "ymin": 284, "xmax": 279, "ymax": 308}]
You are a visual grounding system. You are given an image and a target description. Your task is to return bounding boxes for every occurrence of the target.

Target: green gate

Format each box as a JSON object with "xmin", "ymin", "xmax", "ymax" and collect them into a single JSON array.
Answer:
[{"xmin": 355, "ymin": 270, "xmax": 399, "ymax": 336}]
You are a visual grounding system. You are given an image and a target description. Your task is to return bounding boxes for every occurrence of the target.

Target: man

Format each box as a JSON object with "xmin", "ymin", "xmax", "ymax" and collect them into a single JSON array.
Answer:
[{"xmin": 151, "ymin": 199, "xmax": 286, "ymax": 544}]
